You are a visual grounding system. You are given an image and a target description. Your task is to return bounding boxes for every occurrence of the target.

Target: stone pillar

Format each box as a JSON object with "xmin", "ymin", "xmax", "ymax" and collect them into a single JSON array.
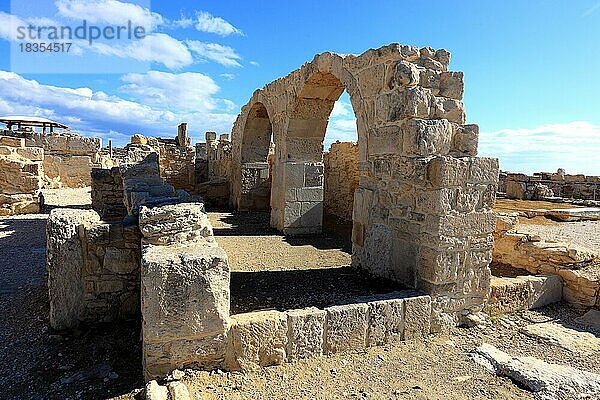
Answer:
[
  {"xmin": 176, "ymin": 122, "xmax": 190, "ymax": 147},
  {"xmin": 139, "ymin": 202, "xmax": 230, "ymax": 380}
]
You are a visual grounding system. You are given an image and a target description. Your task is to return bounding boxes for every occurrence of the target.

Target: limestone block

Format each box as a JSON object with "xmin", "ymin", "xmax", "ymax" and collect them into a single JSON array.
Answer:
[
  {"xmin": 324, "ymin": 303, "xmax": 368, "ymax": 353},
  {"xmin": 452, "ymin": 124, "xmax": 479, "ymax": 156},
  {"xmin": 16, "ymin": 146, "xmax": 44, "ymax": 161},
  {"xmin": 145, "ymin": 380, "xmax": 168, "ymax": 400},
  {"xmin": 403, "ymin": 295, "xmax": 431, "ymax": 339},
  {"xmin": 432, "ymin": 97, "xmax": 466, "ymax": 124},
  {"xmin": 227, "ymin": 310, "xmax": 288, "ymax": 371},
  {"xmin": 439, "ymin": 72, "xmax": 464, "ymax": 100},
  {"xmin": 141, "ymin": 243, "xmax": 230, "ymax": 342},
  {"xmin": 47, "ymin": 209, "xmax": 101, "ymax": 329},
  {"xmin": 367, "ymin": 297, "xmax": 405, "ymax": 346},
  {"xmin": 167, "ymin": 381, "xmax": 191, "ymax": 400},
  {"xmin": 0, "ymin": 136, "xmax": 24, "ymax": 147},
  {"xmin": 388, "ymin": 60, "xmax": 420, "ymax": 89},
  {"xmin": 377, "ymin": 86, "xmax": 432, "ymax": 122},
  {"xmin": 103, "ymin": 247, "xmax": 138, "ymax": 274},
  {"xmin": 283, "ymin": 162, "xmax": 305, "ymax": 188},
  {"xmin": 283, "ymin": 201, "xmax": 302, "ymax": 227},
  {"xmin": 304, "ymin": 163, "xmax": 324, "ymax": 187},
  {"xmin": 506, "ymin": 180, "xmax": 526, "ymax": 199},
  {"xmin": 295, "ymin": 187, "xmax": 323, "ymax": 202},
  {"xmin": 368, "ymin": 125, "xmax": 402, "ymax": 155},
  {"xmin": 286, "ymin": 307, "xmax": 326, "ymax": 361},
  {"xmin": 139, "ymin": 203, "xmax": 213, "ymax": 245},
  {"xmin": 426, "ymin": 156, "xmax": 499, "ymax": 187},
  {"xmin": 300, "ymin": 201, "xmax": 323, "ymax": 227},
  {"xmin": 402, "ymin": 118, "xmax": 452, "ymax": 156}
]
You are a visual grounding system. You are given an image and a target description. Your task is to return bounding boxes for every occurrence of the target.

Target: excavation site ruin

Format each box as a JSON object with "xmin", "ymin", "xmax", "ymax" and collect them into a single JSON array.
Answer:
[{"xmin": 1, "ymin": 43, "xmax": 600, "ymax": 400}]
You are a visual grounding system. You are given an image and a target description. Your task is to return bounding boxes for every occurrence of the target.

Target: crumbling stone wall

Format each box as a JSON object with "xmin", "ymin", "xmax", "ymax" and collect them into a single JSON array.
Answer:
[
  {"xmin": 47, "ymin": 209, "xmax": 141, "ymax": 329},
  {"xmin": 196, "ymin": 132, "xmax": 232, "ymax": 207},
  {"xmin": 230, "ymin": 43, "xmax": 499, "ymax": 327},
  {"xmin": 0, "ymin": 136, "xmax": 43, "ymax": 215},
  {"xmin": 506, "ymin": 170, "xmax": 600, "ymax": 201},
  {"xmin": 323, "ymin": 141, "xmax": 360, "ymax": 222},
  {"xmin": 91, "ymin": 167, "xmax": 127, "ymax": 221},
  {"xmin": 39, "ymin": 133, "xmax": 102, "ymax": 188}
]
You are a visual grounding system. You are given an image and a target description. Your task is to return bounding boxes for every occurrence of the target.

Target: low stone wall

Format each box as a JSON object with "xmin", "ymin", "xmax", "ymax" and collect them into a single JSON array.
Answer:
[
  {"xmin": 0, "ymin": 136, "xmax": 43, "ymax": 215},
  {"xmin": 323, "ymin": 141, "xmax": 359, "ymax": 223},
  {"xmin": 493, "ymin": 213, "xmax": 600, "ymax": 308},
  {"xmin": 227, "ymin": 292, "xmax": 431, "ymax": 372},
  {"xmin": 47, "ymin": 209, "xmax": 141, "ymax": 329},
  {"xmin": 506, "ymin": 171, "xmax": 600, "ymax": 200}
]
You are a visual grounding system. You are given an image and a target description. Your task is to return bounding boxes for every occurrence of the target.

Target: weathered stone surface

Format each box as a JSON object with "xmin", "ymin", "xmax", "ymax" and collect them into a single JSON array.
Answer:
[
  {"xmin": 145, "ymin": 380, "xmax": 168, "ymax": 400},
  {"xmin": 286, "ymin": 307, "xmax": 326, "ymax": 361},
  {"xmin": 472, "ymin": 343, "xmax": 600, "ymax": 398},
  {"xmin": 141, "ymin": 243, "xmax": 229, "ymax": 342},
  {"xmin": 139, "ymin": 203, "xmax": 213, "ymax": 245},
  {"xmin": 167, "ymin": 381, "xmax": 191, "ymax": 400},
  {"xmin": 489, "ymin": 274, "xmax": 562, "ymax": 314},
  {"xmin": 47, "ymin": 209, "xmax": 101, "ymax": 329},
  {"xmin": 403, "ymin": 295, "xmax": 431, "ymax": 339},
  {"xmin": 227, "ymin": 310, "xmax": 288, "ymax": 371},
  {"xmin": 367, "ymin": 297, "xmax": 405, "ymax": 346},
  {"xmin": 324, "ymin": 303, "xmax": 368, "ymax": 353},
  {"xmin": 521, "ymin": 322, "xmax": 600, "ymax": 355}
]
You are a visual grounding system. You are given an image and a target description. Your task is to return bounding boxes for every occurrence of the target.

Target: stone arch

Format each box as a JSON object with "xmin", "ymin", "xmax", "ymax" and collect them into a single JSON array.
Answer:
[
  {"xmin": 229, "ymin": 44, "xmax": 499, "ymax": 328},
  {"xmin": 231, "ymin": 93, "xmax": 276, "ymax": 210}
]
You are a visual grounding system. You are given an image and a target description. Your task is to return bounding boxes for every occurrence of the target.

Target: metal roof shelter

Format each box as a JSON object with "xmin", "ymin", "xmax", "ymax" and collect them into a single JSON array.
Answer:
[{"xmin": 0, "ymin": 116, "xmax": 70, "ymax": 133}]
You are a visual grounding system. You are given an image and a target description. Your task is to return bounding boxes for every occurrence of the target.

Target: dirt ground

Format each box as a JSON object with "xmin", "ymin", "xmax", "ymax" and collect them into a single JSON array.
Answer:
[{"xmin": 2, "ymin": 191, "xmax": 600, "ymax": 400}]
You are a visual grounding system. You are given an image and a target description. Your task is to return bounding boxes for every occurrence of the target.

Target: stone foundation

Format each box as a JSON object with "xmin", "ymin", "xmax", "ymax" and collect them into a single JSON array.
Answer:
[
  {"xmin": 505, "ymin": 170, "xmax": 600, "ymax": 201},
  {"xmin": 323, "ymin": 141, "xmax": 359, "ymax": 223}
]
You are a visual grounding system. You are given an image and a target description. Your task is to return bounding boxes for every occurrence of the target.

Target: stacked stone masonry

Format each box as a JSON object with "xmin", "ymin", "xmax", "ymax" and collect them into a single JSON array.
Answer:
[
  {"xmin": 505, "ymin": 170, "xmax": 600, "ymax": 201},
  {"xmin": 323, "ymin": 141, "xmax": 360, "ymax": 222},
  {"xmin": 0, "ymin": 135, "xmax": 43, "ymax": 215},
  {"xmin": 229, "ymin": 43, "xmax": 499, "ymax": 328},
  {"xmin": 47, "ymin": 209, "xmax": 141, "ymax": 329},
  {"xmin": 493, "ymin": 213, "xmax": 600, "ymax": 309}
]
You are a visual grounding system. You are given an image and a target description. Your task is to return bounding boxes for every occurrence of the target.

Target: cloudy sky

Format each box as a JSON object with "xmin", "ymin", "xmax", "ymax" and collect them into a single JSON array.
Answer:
[{"xmin": 0, "ymin": 1, "xmax": 599, "ymax": 175}]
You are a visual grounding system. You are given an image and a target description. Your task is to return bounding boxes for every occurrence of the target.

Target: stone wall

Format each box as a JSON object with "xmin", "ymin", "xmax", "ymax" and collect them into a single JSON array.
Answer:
[
  {"xmin": 91, "ymin": 167, "xmax": 127, "ymax": 221},
  {"xmin": 158, "ymin": 143, "xmax": 196, "ymax": 193},
  {"xmin": 323, "ymin": 141, "xmax": 360, "ymax": 222},
  {"xmin": 493, "ymin": 213, "xmax": 600, "ymax": 308},
  {"xmin": 47, "ymin": 209, "xmax": 141, "ymax": 329},
  {"xmin": 505, "ymin": 170, "xmax": 600, "ymax": 200},
  {"xmin": 39, "ymin": 133, "xmax": 102, "ymax": 188},
  {"xmin": 196, "ymin": 132, "xmax": 233, "ymax": 208},
  {"xmin": 0, "ymin": 135, "xmax": 43, "ymax": 215}
]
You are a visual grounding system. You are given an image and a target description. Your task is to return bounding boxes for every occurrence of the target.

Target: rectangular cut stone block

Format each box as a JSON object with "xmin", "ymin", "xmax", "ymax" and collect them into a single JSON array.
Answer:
[
  {"xmin": 403, "ymin": 295, "xmax": 431, "ymax": 339},
  {"xmin": 402, "ymin": 118, "xmax": 452, "ymax": 156},
  {"xmin": 489, "ymin": 274, "xmax": 563, "ymax": 314},
  {"xmin": 367, "ymin": 297, "xmax": 405, "ymax": 346},
  {"xmin": 304, "ymin": 163, "xmax": 324, "ymax": 187},
  {"xmin": 283, "ymin": 162, "xmax": 305, "ymax": 188},
  {"xmin": 0, "ymin": 136, "xmax": 24, "ymax": 147},
  {"xmin": 324, "ymin": 303, "xmax": 368, "ymax": 353},
  {"xmin": 138, "ymin": 203, "xmax": 213, "ymax": 245},
  {"xmin": 141, "ymin": 243, "xmax": 230, "ymax": 341},
  {"xmin": 300, "ymin": 201, "xmax": 323, "ymax": 227},
  {"xmin": 368, "ymin": 125, "xmax": 402, "ymax": 155},
  {"xmin": 286, "ymin": 307, "xmax": 326, "ymax": 361},
  {"xmin": 426, "ymin": 156, "xmax": 499, "ymax": 187},
  {"xmin": 227, "ymin": 310, "xmax": 288, "ymax": 372}
]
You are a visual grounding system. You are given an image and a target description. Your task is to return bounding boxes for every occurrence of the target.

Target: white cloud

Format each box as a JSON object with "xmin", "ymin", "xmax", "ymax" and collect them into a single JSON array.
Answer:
[
  {"xmin": 55, "ymin": 0, "xmax": 163, "ymax": 29},
  {"xmin": 92, "ymin": 33, "xmax": 193, "ymax": 70},
  {"xmin": 186, "ymin": 40, "xmax": 242, "ymax": 67},
  {"xmin": 192, "ymin": 11, "xmax": 242, "ymax": 36},
  {"xmin": 249, "ymin": 61, "xmax": 260, "ymax": 67},
  {"xmin": 325, "ymin": 99, "xmax": 357, "ymax": 149},
  {"xmin": 479, "ymin": 121, "xmax": 600, "ymax": 175},
  {"xmin": 119, "ymin": 70, "xmax": 220, "ymax": 112},
  {"xmin": 220, "ymin": 73, "xmax": 235, "ymax": 80},
  {"xmin": 0, "ymin": 70, "xmax": 237, "ymax": 146}
]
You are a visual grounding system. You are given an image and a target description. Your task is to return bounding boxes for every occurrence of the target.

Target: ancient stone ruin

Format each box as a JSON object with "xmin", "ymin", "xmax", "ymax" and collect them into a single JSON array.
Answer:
[
  {"xmin": 502, "ymin": 169, "xmax": 600, "ymax": 202},
  {"xmin": 42, "ymin": 43, "xmax": 503, "ymax": 384}
]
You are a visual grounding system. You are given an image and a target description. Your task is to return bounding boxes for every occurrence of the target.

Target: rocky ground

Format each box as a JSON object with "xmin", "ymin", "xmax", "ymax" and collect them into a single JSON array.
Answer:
[{"xmin": 2, "ymin": 192, "xmax": 600, "ymax": 399}]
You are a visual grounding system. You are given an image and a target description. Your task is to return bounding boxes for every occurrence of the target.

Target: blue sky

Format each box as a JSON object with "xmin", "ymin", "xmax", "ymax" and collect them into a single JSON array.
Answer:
[{"xmin": 0, "ymin": 1, "xmax": 599, "ymax": 174}]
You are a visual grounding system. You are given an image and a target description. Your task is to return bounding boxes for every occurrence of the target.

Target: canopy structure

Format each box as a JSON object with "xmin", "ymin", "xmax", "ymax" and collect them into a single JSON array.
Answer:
[{"xmin": 0, "ymin": 116, "xmax": 70, "ymax": 133}]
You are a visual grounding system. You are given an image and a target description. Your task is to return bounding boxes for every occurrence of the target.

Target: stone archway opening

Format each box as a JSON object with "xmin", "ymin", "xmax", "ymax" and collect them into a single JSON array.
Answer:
[
  {"xmin": 237, "ymin": 102, "xmax": 274, "ymax": 211},
  {"xmin": 323, "ymin": 91, "xmax": 360, "ymax": 239}
]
